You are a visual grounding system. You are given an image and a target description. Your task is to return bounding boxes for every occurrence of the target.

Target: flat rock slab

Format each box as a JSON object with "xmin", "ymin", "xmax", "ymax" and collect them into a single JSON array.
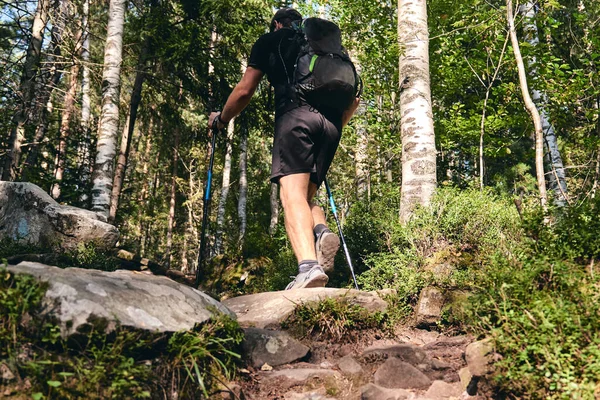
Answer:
[
  {"xmin": 374, "ymin": 358, "xmax": 432, "ymax": 390},
  {"xmin": 7, "ymin": 262, "xmax": 234, "ymax": 336},
  {"xmin": 262, "ymin": 368, "xmax": 342, "ymax": 383},
  {"xmin": 0, "ymin": 182, "xmax": 119, "ymax": 251},
  {"xmin": 223, "ymin": 288, "xmax": 389, "ymax": 329},
  {"xmin": 362, "ymin": 343, "xmax": 428, "ymax": 365},
  {"xmin": 243, "ymin": 328, "xmax": 309, "ymax": 368}
]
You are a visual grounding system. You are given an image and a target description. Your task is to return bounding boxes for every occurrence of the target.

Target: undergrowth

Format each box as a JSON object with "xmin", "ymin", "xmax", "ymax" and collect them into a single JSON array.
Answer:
[
  {"xmin": 282, "ymin": 297, "xmax": 391, "ymax": 343},
  {"xmin": 465, "ymin": 198, "xmax": 600, "ymax": 399},
  {"xmin": 0, "ymin": 267, "xmax": 243, "ymax": 399}
]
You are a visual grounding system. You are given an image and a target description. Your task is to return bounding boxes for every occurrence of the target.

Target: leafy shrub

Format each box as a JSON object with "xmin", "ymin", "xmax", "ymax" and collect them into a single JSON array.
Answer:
[{"xmin": 466, "ymin": 199, "xmax": 600, "ymax": 398}]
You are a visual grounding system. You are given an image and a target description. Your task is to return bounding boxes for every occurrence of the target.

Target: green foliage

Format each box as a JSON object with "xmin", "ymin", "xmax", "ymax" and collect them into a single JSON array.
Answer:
[
  {"xmin": 166, "ymin": 314, "xmax": 244, "ymax": 397},
  {"xmin": 58, "ymin": 243, "xmax": 122, "ymax": 271},
  {"xmin": 0, "ymin": 268, "xmax": 47, "ymax": 359},
  {"xmin": 465, "ymin": 198, "xmax": 600, "ymax": 398},
  {"xmin": 282, "ymin": 297, "xmax": 390, "ymax": 343}
]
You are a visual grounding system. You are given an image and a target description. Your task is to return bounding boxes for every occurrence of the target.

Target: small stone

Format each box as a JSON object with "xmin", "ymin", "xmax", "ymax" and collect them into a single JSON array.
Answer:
[
  {"xmin": 1, "ymin": 363, "xmax": 15, "ymax": 381},
  {"xmin": 465, "ymin": 338, "xmax": 494, "ymax": 377},
  {"xmin": 337, "ymin": 355, "xmax": 363, "ymax": 376},
  {"xmin": 374, "ymin": 358, "xmax": 432, "ymax": 389},
  {"xmin": 458, "ymin": 367, "xmax": 472, "ymax": 390},
  {"xmin": 261, "ymin": 363, "xmax": 273, "ymax": 371},
  {"xmin": 360, "ymin": 383, "xmax": 411, "ymax": 400},
  {"xmin": 431, "ymin": 358, "xmax": 451, "ymax": 370},
  {"xmin": 425, "ymin": 380, "xmax": 463, "ymax": 398},
  {"xmin": 414, "ymin": 286, "xmax": 445, "ymax": 328},
  {"xmin": 336, "ymin": 344, "xmax": 354, "ymax": 357},
  {"xmin": 243, "ymin": 328, "xmax": 309, "ymax": 368}
]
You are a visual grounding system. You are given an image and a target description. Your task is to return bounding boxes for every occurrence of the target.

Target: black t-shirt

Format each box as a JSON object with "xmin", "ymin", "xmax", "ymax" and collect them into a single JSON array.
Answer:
[{"xmin": 248, "ymin": 28, "xmax": 301, "ymax": 116}]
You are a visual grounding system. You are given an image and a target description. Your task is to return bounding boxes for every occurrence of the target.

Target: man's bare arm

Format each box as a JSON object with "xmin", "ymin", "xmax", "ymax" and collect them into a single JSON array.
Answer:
[
  {"xmin": 209, "ymin": 67, "xmax": 264, "ymax": 129},
  {"xmin": 342, "ymin": 97, "xmax": 360, "ymax": 128}
]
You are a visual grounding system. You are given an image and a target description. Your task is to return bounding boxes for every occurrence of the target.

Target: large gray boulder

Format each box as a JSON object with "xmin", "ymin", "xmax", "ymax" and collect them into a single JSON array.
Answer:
[
  {"xmin": 7, "ymin": 261, "xmax": 235, "ymax": 336},
  {"xmin": 0, "ymin": 181, "xmax": 119, "ymax": 251},
  {"xmin": 222, "ymin": 288, "xmax": 390, "ymax": 329}
]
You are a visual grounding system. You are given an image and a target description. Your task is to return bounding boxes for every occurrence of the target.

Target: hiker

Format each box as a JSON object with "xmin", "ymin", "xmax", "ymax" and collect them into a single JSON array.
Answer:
[{"xmin": 208, "ymin": 8, "xmax": 360, "ymax": 290}]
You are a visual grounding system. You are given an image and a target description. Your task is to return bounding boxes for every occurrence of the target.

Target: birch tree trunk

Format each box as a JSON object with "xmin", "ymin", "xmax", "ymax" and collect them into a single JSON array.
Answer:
[
  {"xmin": 2, "ymin": 0, "xmax": 50, "ymax": 181},
  {"xmin": 520, "ymin": 1, "xmax": 568, "ymax": 206},
  {"xmin": 398, "ymin": 0, "xmax": 437, "ymax": 223},
  {"xmin": 237, "ymin": 120, "xmax": 248, "ymax": 247},
  {"xmin": 355, "ymin": 102, "xmax": 369, "ymax": 199},
  {"xmin": 78, "ymin": 0, "xmax": 92, "ymax": 202},
  {"xmin": 91, "ymin": 0, "xmax": 126, "ymax": 218},
  {"xmin": 507, "ymin": 0, "xmax": 548, "ymax": 210},
  {"xmin": 269, "ymin": 183, "xmax": 279, "ymax": 235},
  {"xmin": 214, "ymin": 119, "xmax": 235, "ymax": 255},
  {"xmin": 109, "ymin": 37, "xmax": 149, "ymax": 222},
  {"xmin": 81, "ymin": 0, "xmax": 91, "ymax": 130}
]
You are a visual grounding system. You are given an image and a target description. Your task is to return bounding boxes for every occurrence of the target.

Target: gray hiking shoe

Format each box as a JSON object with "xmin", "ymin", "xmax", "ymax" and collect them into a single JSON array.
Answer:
[
  {"xmin": 285, "ymin": 265, "xmax": 329, "ymax": 290},
  {"xmin": 316, "ymin": 230, "xmax": 340, "ymax": 272}
]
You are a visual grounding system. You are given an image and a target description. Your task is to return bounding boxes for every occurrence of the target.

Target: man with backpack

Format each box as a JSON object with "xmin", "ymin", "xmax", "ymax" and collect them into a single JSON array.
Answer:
[{"xmin": 208, "ymin": 8, "xmax": 360, "ymax": 289}]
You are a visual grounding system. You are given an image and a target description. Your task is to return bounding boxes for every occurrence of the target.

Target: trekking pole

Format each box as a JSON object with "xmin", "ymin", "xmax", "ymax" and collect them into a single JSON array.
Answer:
[
  {"xmin": 195, "ymin": 118, "xmax": 220, "ymax": 289},
  {"xmin": 324, "ymin": 178, "xmax": 359, "ymax": 290}
]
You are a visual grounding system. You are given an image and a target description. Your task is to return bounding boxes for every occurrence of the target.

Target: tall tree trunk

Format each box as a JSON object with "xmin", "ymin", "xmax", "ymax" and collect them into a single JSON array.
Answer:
[
  {"xmin": 507, "ymin": 0, "xmax": 548, "ymax": 210},
  {"xmin": 165, "ymin": 128, "xmax": 180, "ymax": 268},
  {"xmin": 2, "ymin": 0, "xmax": 50, "ymax": 181},
  {"xmin": 520, "ymin": 1, "xmax": 568, "ymax": 206},
  {"xmin": 214, "ymin": 119, "xmax": 235, "ymax": 255},
  {"xmin": 91, "ymin": 0, "xmax": 126, "ymax": 219},
  {"xmin": 398, "ymin": 0, "xmax": 437, "ymax": 223},
  {"xmin": 21, "ymin": 0, "xmax": 67, "ymax": 180},
  {"xmin": 51, "ymin": 57, "xmax": 81, "ymax": 199},
  {"xmin": 81, "ymin": 0, "xmax": 91, "ymax": 130},
  {"xmin": 237, "ymin": 120, "xmax": 248, "ymax": 248},
  {"xmin": 137, "ymin": 127, "xmax": 153, "ymax": 252},
  {"xmin": 78, "ymin": 0, "xmax": 92, "ymax": 202},
  {"xmin": 109, "ymin": 37, "xmax": 149, "ymax": 222},
  {"xmin": 269, "ymin": 183, "xmax": 279, "ymax": 235}
]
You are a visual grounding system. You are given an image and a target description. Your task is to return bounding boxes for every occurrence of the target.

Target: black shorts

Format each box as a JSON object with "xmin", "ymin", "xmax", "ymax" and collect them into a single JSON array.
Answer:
[{"xmin": 270, "ymin": 106, "xmax": 342, "ymax": 187}]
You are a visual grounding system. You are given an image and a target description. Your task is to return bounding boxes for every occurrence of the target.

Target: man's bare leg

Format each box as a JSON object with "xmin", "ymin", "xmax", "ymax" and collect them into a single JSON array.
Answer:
[
  {"xmin": 279, "ymin": 173, "xmax": 328, "ymax": 289},
  {"xmin": 279, "ymin": 173, "xmax": 317, "ymax": 262}
]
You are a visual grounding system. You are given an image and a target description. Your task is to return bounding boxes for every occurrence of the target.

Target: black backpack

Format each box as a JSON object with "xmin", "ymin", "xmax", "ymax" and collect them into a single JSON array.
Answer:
[{"xmin": 287, "ymin": 18, "xmax": 361, "ymax": 113}]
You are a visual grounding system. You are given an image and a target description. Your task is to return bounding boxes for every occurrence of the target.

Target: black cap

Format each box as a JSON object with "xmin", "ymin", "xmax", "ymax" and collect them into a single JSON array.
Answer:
[{"xmin": 270, "ymin": 8, "xmax": 302, "ymax": 32}]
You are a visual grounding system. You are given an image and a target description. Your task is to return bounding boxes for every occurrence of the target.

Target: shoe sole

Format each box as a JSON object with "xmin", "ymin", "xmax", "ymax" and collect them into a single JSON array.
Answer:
[
  {"xmin": 296, "ymin": 272, "xmax": 329, "ymax": 289},
  {"xmin": 317, "ymin": 232, "xmax": 340, "ymax": 272}
]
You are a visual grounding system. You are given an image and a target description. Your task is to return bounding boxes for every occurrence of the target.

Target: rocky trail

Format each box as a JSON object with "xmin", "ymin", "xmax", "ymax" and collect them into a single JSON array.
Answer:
[{"xmin": 220, "ymin": 290, "xmax": 492, "ymax": 400}]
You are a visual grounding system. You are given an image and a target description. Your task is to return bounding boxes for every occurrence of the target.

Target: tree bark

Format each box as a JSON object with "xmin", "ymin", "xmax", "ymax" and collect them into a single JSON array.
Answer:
[
  {"xmin": 214, "ymin": 119, "xmax": 235, "ymax": 255},
  {"xmin": 20, "ymin": 0, "xmax": 67, "ymax": 180},
  {"xmin": 2, "ymin": 0, "xmax": 50, "ymax": 181},
  {"xmin": 269, "ymin": 183, "xmax": 279, "ymax": 236},
  {"xmin": 237, "ymin": 120, "xmax": 248, "ymax": 248},
  {"xmin": 51, "ymin": 56, "xmax": 81, "ymax": 199},
  {"xmin": 398, "ymin": 0, "xmax": 437, "ymax": 223},
  {"xmin": 165, "ymin": 128, "xmax": 180, "ymax": 268},
  {"xmin": 109, "ymin": 37, "xmax": 150, "ymax": 222},
  {"xmin": 520, "ymin": 1, "xmax": 568, "ymax": 206},
  {"xmin": 91, "ymin": 0, "xmax": 127, "ymax": 218},
  {"xmin": 507, "ymin": 0, "xmax": 548, "ymax": 210}
]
